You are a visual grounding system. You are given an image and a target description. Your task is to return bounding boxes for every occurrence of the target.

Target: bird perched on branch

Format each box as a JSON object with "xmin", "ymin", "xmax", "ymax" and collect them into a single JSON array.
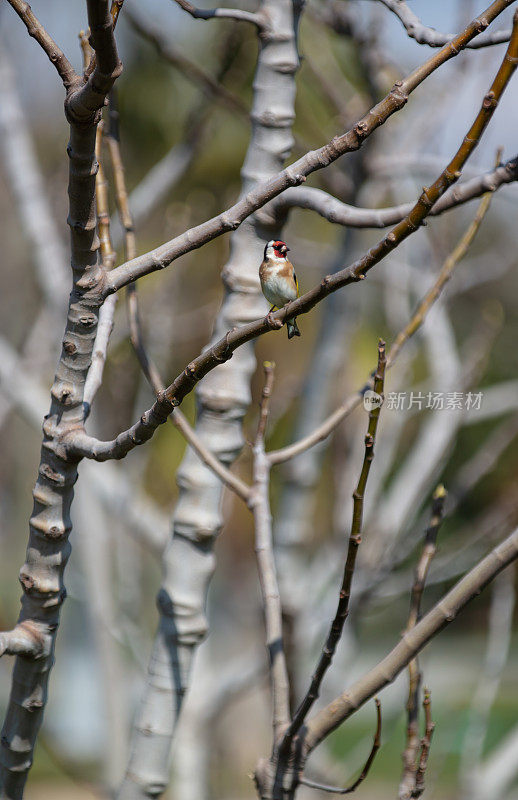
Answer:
[{"xmin": 259, "ymin": 239, "xmax": 301, "ymax": 339}]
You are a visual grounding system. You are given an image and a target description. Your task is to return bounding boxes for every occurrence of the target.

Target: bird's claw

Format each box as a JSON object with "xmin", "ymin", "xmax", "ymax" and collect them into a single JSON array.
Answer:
[{"xmin": 265, "ymin": 312, "xmax": 283, "ymax": 330}]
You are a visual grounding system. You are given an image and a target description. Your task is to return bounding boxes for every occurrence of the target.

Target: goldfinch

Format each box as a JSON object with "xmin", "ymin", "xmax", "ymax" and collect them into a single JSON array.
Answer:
[{"xmin": 259, "ymin": 239, "xmax": 301, "ymax": 339}]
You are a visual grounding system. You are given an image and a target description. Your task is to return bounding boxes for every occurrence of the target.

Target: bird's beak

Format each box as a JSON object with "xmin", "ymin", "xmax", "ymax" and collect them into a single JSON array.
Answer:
[{"xmin": 283, "ymin": 246, "xmax": 290, "ymax": 254}]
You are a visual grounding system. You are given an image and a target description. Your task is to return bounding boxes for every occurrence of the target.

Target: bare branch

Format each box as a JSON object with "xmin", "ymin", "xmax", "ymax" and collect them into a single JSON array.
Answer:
[
  {"xmin": 304, "ymin": 525, "xmax": 518, "ymax": 751},
  {"xmin": 172, "ymin": 0, "xmax": 265, "ymax": 27},
  {"xmin": 377, "ymin": 0, "xmax": 511, "ymax": 49},
  {"xmin": 251, "ymin": 363, "xmax": 291, "ymax": 739},
  {"xmin": 413, "ymin": 690, "xmax": 435, "ymax": 798},
  {"xmin": 281, "ymin": 341, "xmax": 386, "ymax": 750},
  {"xmin": 274, "ymin": 155, "xmax": 518, "ymax": 229},
  {"xmin": 300, "ymin": 699, "xmax": 382, "ymax": 794},
  {"xmin": 118, "ymin": 3, "xmax": 302, "ymax": 792},
  {"xmin": 399, "ymin": 487, "xmax": 446, "ymax": 800},
  {"xmin": 5, "ymin": 0, "xmax": 76, "ymax": 87},
  {"xmin": 105, "ymin": 0, "xmax": 516, "ymax": 294},
  {"xmin": 255, "ymin": 361, "xmax": 276, "ymax": 446}
]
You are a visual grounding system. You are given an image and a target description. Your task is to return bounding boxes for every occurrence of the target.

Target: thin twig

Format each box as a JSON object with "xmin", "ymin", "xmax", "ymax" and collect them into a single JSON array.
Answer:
[
  {"xmin": 79, "ymin": 29, "xmax": 93, "ymax": 70},
  {"xmin": 95, "ymin": 123, "xmax": 116, "ymax": 270},
  {"xmin": 252, "ymin": 363, "xmax": 291, "ymax": 738},
  {"xmin": 399, "ymin": 487, "xmax": 446, "ymax": 800},
  {"xmin": 300, "ymin": 699, "xmax": 382, "ymax": 794},
  {"xmin": 413, "ymin": 690, "xmax": 435, "ymax": 798},
  {"xmin": 304, "ymin": 526, "xmax": 518, "ymax": 751},
  {"xmin": 281, "ymin": 341, "xmax": 386, "ymax": 752}
]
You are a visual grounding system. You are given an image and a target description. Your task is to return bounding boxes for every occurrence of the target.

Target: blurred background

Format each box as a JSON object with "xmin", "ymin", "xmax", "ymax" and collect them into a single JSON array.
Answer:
[{"xmin": 1, "ymin": 1, "xmax": 518, "ymax": 798}]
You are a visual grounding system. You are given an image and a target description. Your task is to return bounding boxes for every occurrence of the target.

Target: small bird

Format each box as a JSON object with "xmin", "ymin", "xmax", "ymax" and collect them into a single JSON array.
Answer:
[{"xmin": 259, "ymin": 239, "xmax": 301, "ymax": 339}]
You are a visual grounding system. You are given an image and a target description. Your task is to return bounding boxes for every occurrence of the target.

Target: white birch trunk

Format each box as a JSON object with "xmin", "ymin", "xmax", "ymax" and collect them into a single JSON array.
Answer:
[{"xmin": 118, "ymin": 4, "xmax": 303, "ymax": 797}]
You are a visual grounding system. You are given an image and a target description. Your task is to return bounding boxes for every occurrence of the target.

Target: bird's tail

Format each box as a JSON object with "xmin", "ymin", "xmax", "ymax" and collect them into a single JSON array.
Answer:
[{"xmin": 287, "ymin": 318, "xmax": 301, "ymax": 339}]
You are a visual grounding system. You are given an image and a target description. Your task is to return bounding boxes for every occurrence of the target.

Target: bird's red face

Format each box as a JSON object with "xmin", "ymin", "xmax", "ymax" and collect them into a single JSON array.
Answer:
[{"xmin": 272, "ymin": 240, "xmax": 289, "ymax": 257}]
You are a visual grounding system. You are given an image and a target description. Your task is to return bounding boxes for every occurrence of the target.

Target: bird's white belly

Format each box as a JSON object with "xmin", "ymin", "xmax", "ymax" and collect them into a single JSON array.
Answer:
[{"xmin": 261, "ymin": 271, "xmax": 297, "ymax": 308}]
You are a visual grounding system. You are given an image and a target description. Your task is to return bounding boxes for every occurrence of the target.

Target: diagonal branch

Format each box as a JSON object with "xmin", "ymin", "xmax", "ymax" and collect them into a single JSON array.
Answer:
[
  {"xmin": 304, "ymin": 525, "xmax": 518, "ymax": 752},
  {"xmin": 273, "ymin": 155, "xmax": 518, "ymax": 229},
  {"xmin": 5, "ymin": 0, "xmax": 77, "ymax": 87},
  {"xmin": 376, "ymin": 0, "xmax": 512, "ymax": 49},
  {"xmin": 266, "ymin": 163, "xmax": 505, "ymax": 468},
  {"xmin": 104, "ymin": 0, "xmax": 516, "ymax": 294}
]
